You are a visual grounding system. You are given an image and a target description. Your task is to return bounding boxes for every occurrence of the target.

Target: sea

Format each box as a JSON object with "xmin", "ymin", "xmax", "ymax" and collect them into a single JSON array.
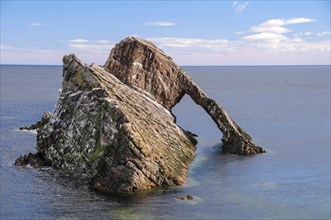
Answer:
[{"xmin": 0, "ymin": 65, "xmax": 330, "ymax": 220}]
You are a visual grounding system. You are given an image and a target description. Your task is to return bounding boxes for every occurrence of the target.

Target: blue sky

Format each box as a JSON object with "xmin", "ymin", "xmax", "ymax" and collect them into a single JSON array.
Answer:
[{"xmin": 1, "ymin": 1, "xmax": 330, "ymax": 65}]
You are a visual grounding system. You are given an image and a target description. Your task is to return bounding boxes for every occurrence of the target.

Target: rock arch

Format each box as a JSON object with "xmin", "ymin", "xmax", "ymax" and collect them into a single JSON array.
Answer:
[{"xmin": 104, "ymin": 37, "xmax": 265, "ymax": 155}]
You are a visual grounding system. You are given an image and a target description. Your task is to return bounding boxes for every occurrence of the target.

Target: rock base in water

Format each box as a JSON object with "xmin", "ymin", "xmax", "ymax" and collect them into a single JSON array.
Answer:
[
  {"xmin": 16, "ymin": 53, "xmax": 196, "ymax": 192},
  {"xmin": 19, "ymin": 112, "xmax": 52, "ymax": 131},
  {"xmin": 14, "ymin": 152, "xmax": 50, "ymax": 168},
  {"xmin": 15, "ymin": 37, "xmax": 265, "ymax": 193}
]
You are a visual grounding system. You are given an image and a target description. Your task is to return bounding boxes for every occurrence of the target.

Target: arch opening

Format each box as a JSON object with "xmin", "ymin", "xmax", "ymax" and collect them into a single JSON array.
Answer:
[{"xmin": 171, "ymin": 94, "xmax": 220, "ymax": 147}]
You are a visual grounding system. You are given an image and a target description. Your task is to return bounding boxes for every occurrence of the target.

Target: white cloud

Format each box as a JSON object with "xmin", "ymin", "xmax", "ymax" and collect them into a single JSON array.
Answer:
[
  {"xmin": 232, "ymin": 1, "xmax": 249, "ymax": 14},
  {"xmin": 148, "ymin": 32, "xmax": 330, "ymax": 55},
  {"xmin": 29, "ymin": 22, "xmax": 42, "ymax": 27},
  {"xmin": 68, "ymin": 44, "xmax": 89, "ymax": 49},
  {"xmin": 68, "ymin": 39, "xmax": 90, "ymax": 43},
  {"xmin": 240, "ymin": 18, "xmax": 330, "ymax": 55},
  {"xmin": 67, "ymin": 39, "xmax": 114, "ymax": 54},
  {"xmin": 248, "ymin": 18, "xmax": 315, "ymax": 35},
  {"xmin": 255, "ymin": 38, "xmax": 330, "ymax": 53},
  {"xmin": 295, "ymin": 31, "xmax": 331, "ymax": 38},
  {"xmin": 259, "ymin": 18, "xmax": 315, "ymax": 27},
  {"xmin": 147, "ymin": 38, "xmax": 229, "ymax": 50},
  {"xmin": 243, "ymin": 33, "xmax": 288, "ymax": 43},
  {"xmin": 96, "ymin": 40, "xmax": 110, "ymax": 44},
  {"xmin": 145, "ymin": 26, "xmax": 329, "ymax": 65},
  {"xmin": 0, "ymin": 44, "xmax": 16, "ymax": 50},
  {"xmin": 243, "ymin": 17, "xmax": 316, "ymax": 44},
  {"xmin": 251, "ymin": 26, "xmax": 291, "ymax": 34},
  {"xmin": 145, "ymin": 21, "xmax": 175, "ymax": 26},
  {"xmin": 316, "ymin": 31, "xmax": 331, "ymax": 36},
  {"xmin": 285, "ymin": 17, "xmax": 316, "ymax": 25},
  {"xmin": 300, "ymin": 32, "xmax": 314, "ymax": 36},
  {"xmin": 2, "ymin": 17, "xmax": 329, "ymax": 65}
]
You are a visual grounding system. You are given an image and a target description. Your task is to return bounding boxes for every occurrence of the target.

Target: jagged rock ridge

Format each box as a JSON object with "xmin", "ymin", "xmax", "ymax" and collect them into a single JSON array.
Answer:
[{"xmin": 104, "ymin": 37, "xmax": 265, "ymax": 155}]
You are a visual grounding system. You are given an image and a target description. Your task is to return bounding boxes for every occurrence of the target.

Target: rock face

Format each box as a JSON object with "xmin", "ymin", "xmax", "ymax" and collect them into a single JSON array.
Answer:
[
  {"xmin": 15, "ymin": 37, "xmax": 265, "ymax": 193},
  {"xmin": 34, "ymin": 54, "xmax": 195, "ymax": 192},
  {"xmin": 105, "ymin": 37, "xmax": 265, "ymax": 155}
]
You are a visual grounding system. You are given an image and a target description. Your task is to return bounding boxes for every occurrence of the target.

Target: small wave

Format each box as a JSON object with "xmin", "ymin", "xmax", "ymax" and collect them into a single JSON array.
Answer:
[
  {"xmin": 26, "ymin": 164, "xmax": 33, "ymax": 169},
  {"xmin": 14, "ymin": 128, "xmax": 37, "ymax": 134},
  {"xmin": 40, "ymin": 167, "xmax": 52, "ymax": 171}
]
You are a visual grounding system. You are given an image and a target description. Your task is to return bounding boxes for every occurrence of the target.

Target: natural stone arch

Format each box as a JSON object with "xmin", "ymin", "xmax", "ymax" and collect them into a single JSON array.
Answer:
[
  {"xmin": 171, "ymin": 93, "xmax": 220, "ymax": 142},
  {"xmin": 104, "ymin": 37, "xmax": 265, "ymax": 155}
]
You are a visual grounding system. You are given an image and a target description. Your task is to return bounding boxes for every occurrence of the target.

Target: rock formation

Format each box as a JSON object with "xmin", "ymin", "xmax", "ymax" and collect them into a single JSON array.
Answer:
[
  {"xmin": 15, "ymin": 37, "xmax": 265, "ymax": 193},
  {"xmin": 19, "ymin": 112, "xmax": 52, "ymax": 130},
  {"xmin": 17, "ymin": 54, "xmax": 196, "ymax": 192},
  {"xmin": 104, "ymin": 37, "xmax": 265, "ymax": 155}
]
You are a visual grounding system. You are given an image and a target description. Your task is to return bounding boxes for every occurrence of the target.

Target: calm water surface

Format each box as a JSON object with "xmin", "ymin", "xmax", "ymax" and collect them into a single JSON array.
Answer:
[{"xmin": 1, "ymin": 65, "xmax": 330, "ymax": 219}]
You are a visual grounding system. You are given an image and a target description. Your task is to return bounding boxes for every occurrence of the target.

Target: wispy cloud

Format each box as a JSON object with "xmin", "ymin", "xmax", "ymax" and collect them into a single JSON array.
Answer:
[
  {"xmin": 95, "ymin": 40, "xmax": 111, "ymax": 44},
  {"xmin": 146, "ymin": 38, "xmax": 229, "ymax": 51},
  {"xmin": 0, "ymin": 44, "xmax": 16, "ymax": 50},
  {"xmin": 256, "ymin": 18, "xmax": 315, "ymax": 29},
  {"xmin": 145, "ymin": 21, "xmax": 175, "ymax": 26},
  {"xmin": 232, "ymin": 1, "xmax": 249, "ymax": 14},
  {"xmin": 316, "ymin": 31, "xmax": 331, "ymax": 37},
  {"xmin": 240, "ymin": 17, "xmax": 330, "ymax": 53},
  {"xmin": 68, "ymin": 39, "xmax": 90, "ymax": 43},
  {"xmin": 243, "ymin": 33, "xmax": 288, "ymax": 43},
  {"xmin": 243, "ymin": 17, "xmax": 316, "ymax": 43},
  {"xmin": 67, "ymin": 39, "xmax": 114, "ymax": 53},
  {"xmin": 295, "ymin": 31, "xmax": 331, "ymax": 38},
  {"xmin": 29, "ymin": 22, "xmax": 42, "ymax": 27}
]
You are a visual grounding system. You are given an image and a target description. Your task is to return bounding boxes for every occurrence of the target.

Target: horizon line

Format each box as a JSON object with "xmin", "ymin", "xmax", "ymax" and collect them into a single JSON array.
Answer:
[{"xmin": 1, "ymin": 64, "xmax": 330, "ymax": 67}]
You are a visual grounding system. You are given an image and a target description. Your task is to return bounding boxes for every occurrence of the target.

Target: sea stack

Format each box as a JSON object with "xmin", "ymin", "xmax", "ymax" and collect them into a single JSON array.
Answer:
[
  {"xmin": 16, "ymin": 37, "xmax": 265, "ymax": 192},
  {"xmin": 104, "ymin": 37, "xmax": 265, "ymax": 155}
]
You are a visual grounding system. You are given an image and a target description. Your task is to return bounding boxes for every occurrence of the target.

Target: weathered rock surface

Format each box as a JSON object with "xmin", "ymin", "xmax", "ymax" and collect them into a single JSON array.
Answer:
[
  {"xmin": 14, "ymin": 152, "xmax": 50, "ymax": 168},
  {"xmin": 105, "ymin": 37, "xmax": 265, "ymax": 155},
  {"xmin": 15, "ymin": 37, "xmax": 265, "ymax": 193},
  {"xmin": 17, "ymin": 54, "xmax": 196, "ymax": 192}
]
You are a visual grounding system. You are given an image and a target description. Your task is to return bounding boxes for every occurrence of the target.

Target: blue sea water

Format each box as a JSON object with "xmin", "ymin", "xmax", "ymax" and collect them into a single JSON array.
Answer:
[{"xmin": 0, "ymin": 65, "xmax": 330, "ymax": 219}]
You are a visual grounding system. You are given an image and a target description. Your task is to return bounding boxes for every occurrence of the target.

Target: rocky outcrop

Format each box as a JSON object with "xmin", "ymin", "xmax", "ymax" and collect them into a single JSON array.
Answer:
[
  {"xmin": 14, "ymin": 152, "xmax": 50, "ymax": 167},
  {"xmin": 105, "ymin": 37, "xmax": 265, "ymax": 155},
  {"xmin": 17, "ymin": 54, "xmax": 196, "ymax": 192},
  {"xmin": 19, "ymin": 112, "xmax": 52, "ymax": 130},
  {"xmin": 15, "ymin": 37, "xmax": 265, "ymax": 193}
]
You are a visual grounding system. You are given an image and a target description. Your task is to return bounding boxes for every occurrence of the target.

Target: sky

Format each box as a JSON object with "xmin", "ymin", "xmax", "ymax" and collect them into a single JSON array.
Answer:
[{"xmin": 1, "ymin": 0, "xmax": 330, "ymax": 65}]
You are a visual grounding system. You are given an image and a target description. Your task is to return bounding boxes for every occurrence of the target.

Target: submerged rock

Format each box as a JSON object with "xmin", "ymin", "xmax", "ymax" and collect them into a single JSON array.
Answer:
[
  {"xmin": 176, "ymin": 195, "xmax": 194, "ymax": 200},
  {"xmin": 15, "ymin": 37, "xmax": 265, "ymax": 192},
  {"xmin": 105, "ymin": 37, "xmax": 265, "ymax": 155}
]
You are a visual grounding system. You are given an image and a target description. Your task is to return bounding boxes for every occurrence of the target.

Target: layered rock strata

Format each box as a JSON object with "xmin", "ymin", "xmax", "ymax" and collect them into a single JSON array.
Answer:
[
  {"xmin": 105, "ymin": 37, "xmax": 265, "ymax": 155},
  {"xmin": 16, "ymin": 37, "xmax": 265, "ymax": 193},
  {"xmin": 18, "ymin": 54, "xmax": 196, "ymax": 192}
]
